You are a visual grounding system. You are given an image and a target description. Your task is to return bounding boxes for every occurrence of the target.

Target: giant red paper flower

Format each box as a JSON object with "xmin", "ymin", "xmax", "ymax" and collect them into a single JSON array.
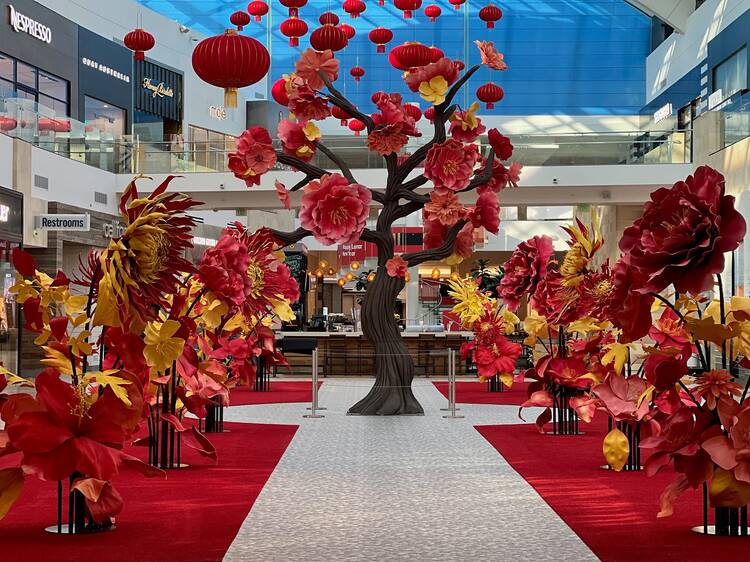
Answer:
[
  {"xmin": 287, "ymin": 83, "xmax": 330, "ymax": 121},
  {"xmin": 454, "ymin": 223, "xmax": 475, "ymax": 259},
  {"xmin": 498, "ymin": 235, "xmax": 554, "ymax": 311},
  {"xmin": 198, "ymin": 231, "xmax": 251, "ymax": 306},
  {"xmin": 607, "ymin": 259, "xmax": 654, "ymax": 343},
  {"xmin": 474, "ymin": 334, "xmax": 521, "ymax": 379},
  {"xmin": 424, "ymin": 139, "xmax": 480, "ymax": 192},
  {"xmin": 227, "ymin": 127, "xmax": 277, "ymax": 188},
  {"xmin": 592, "ymin": 374, "xmax": 650, "ymax": 422},
  {"xmin": 423, "ymin": 216, "xmax": 447, "ymax": 249},
  {"xmin": 448, "ymin": 102, "xmax": 485, "ymax": 143},
  {"xmin": 386, "ymin": 255, "xmax": 409, "ymax": 278},
  {"xmin": 693, "ymin": 370, "xmax": 742, "ymax": 411},
  {"xmin": 620, "ymin": 166, "xmax": 746, "ymax": 294},
  {"xmin": 475, "ymin": 40, "xmax": 508, "ymax": 70},
  {"xmin": 299, "ymin": 174, "xmax": 371, "ymax": 245},
  {"xmin": 368, "ymin": 126, "xmax": 409, "ymax": 156},
  {"xmin": 649, "ymin": 308, "xmax": 690, "ymax": 350},
  {"xmin": 470, "ymin": 190, "xmax": 500, "ymax": 235},
  {"xmin": 546, "ymin": 357, "xmax": 592, "ymax": 390},
  {"xmin": 295, "ymin": 48, "xmax": 339, "ymax": 90},
  {"xmin": 643, "ymin": 348, "xmax": 690, "ymax": 391},
  {"xmin": 424, "ymin": 191, "xmax": 466, "ymax": 226},
  {"xmin": 702, "ymin": 400, "xmax": 750, "ymax": 485},
  {"xmin": 488, "ymin": 128, "xmax": 513, "ymax": 160},
  {"xmin": 278, "ymin": 119, "xmax": 320, "ymax": 161}
]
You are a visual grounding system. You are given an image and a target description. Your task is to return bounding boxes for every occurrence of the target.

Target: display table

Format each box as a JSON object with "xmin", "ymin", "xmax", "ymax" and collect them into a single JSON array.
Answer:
[{"xmin": 276, "ymin": 331, "xmax": 473, "ymax": 377}]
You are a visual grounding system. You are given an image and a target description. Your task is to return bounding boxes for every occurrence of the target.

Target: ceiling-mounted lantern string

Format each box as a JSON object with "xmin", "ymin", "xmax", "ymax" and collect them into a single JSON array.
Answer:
[
  {"xmin": 479, "ymin": 4, "xmax": 503, "ymax": 28},
  {"xmin": 476, "ymin": 82, "xmax": 504, "ymax": 109},
  {"xmin": 280, "ymin": 17, "xmax": 308, "ymax": 47},
  {"xmin": 319, "ymin": 12, "xmax": 340, "ymax": 26},
  {"xmin": 331, "ymin": 105, "xmax": 351, "ymax": 126},
  {"xmin": 350, "ymin": 65, "xmax": 365, "ymax": 82},
  {"xmin": 343, "ymin": 0, "xmax": 366, "ymax": 18},
  {"xmin": 394, "ymin": 0, "xmax": 422, "ymax": 19},
  {"xmin": 192, "ymin": 28, "xmax": 270, "ymax": 108},
  {"xmin": 340, "ymin": 23, "xmax": 356, "ymax": 40},
  {"xmin": 389, "ymin": 42, "xmax": 432, "ymax": 71},
  {"xmin": 348, "ymin": 119, "xmax": 366, "ymax": 136},
  {"xmin": 424, "ymin": 4, "xmax": 441, "ymax": 22},
  {"xmin": 247, "ymin": 1, "xmax": 269, "ymax": 22},
  {"xmin": 280, "ymin": 0, "xmax": 307, "ymax": 17},
  {"xmin": 368, "ymin": 27, "xmax": 393, "ymax": 54},
  {"xmin": 230, "ymin": 10, "xmax": 251, "ymax": 31},
  {"xmin": 449, "ymin": 0, "xmax": 466, "ymax": 10},
  {"xmin": 124, "ymin": 27, "xmax": 155, "ymax": 61},
  {"xmin": 310, "ymin": 23, "xmax": 348, "ymax": 52}
]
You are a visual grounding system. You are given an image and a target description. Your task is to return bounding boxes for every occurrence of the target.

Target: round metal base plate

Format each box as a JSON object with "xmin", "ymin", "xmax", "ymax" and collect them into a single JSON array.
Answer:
[
  {"xmin": 691, "ymin": 525, "xmax": 750, "ymax": 536},
  {"xmin": 44, "ymin": 524, "xmax": 116, "ymax": 534}
]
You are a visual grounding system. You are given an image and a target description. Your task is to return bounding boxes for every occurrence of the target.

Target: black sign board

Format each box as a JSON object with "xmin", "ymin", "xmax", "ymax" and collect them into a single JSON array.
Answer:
[
  {"xmin": 0, "ymin": 186, "xmax": 23, "ymax": 243},
  {"xmin": 134, "ymin": 60, "xmax": 183, "ymax": 121}
]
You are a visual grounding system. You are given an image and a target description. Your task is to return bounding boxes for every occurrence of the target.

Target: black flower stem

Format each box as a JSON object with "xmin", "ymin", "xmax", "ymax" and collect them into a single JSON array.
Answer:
[
  {"xmin": 679, "ymin": 380, "xmax": 704, "ymax": 411},
  {"xmin": 186, "ymin": 287, "xmax": 208, "ymax": 317},
  {"xmin": 716, "ymin": 274, "xmax": 727, "ymax": 370},
  {"xmin": 650, "ymin": 292, "xmax": 710, "ymax": 372},
  {"xmin": 81, "ymin": 262, "xmax": 101, "ymax": 377}
]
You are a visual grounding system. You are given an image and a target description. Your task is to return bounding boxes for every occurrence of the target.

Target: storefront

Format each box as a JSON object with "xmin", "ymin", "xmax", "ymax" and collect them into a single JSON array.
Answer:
[
  {"xmin": 133, "ymin": 59, "xmax": 183, "ymax": 142},
  {"xmin": 0, "ymin": 186, "xmax": 22, "ymax": 374}
]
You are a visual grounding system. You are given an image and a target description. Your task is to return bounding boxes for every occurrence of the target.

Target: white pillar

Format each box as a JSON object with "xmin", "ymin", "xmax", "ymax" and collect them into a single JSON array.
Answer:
[{"xmin": 405, "ymin": 266, "xmax": 420, "ymax": 329}]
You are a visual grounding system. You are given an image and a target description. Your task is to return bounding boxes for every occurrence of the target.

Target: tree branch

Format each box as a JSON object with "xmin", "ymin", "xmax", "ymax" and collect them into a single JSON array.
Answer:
[
  {"xmin": 403, "ymin": 220, "xmax": 467, "ymax": 267},
  {"xmin": 398, "ymin": 191, "xmax": 429, "ymax": 204},
  {"xmin": 270, "ymin": 227, "xmax": 310, "ymax": 248},
  {"xmin": 317, "ymin": 142, "xmax": 356, "ymax": 183},
  {"xmin": 320, "ymin": 72, "xmax": 375, "ymax": 131},
  {"xmin": 458, "ymin": 149, "xmax": 495, "ymax": 193},
  {"xmin": 402, "ymin": 175, "xmax": 429, "ymax": 191},
  {"xmin": 276, "ymin": 152, "xmax": 328, "ymax": 179},
  {"xmin": 439, "ymin": 64, "xmax": 481, "ymax": 111}
]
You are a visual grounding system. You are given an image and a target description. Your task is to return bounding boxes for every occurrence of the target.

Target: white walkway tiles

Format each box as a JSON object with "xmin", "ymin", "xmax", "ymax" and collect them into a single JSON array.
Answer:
[{"xmin": 223, "ymin": 380, "xmax": 597, "ymax": 562}]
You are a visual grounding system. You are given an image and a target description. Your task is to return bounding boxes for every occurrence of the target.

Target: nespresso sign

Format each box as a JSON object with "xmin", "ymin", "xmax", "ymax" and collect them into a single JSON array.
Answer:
[
  {"xmin": 8, "ymin": 4, "xmax": 52, "ymax": 44},
  {"xmin": 142, "ymin": 77, "xmax": 174, "ymax": 99}
]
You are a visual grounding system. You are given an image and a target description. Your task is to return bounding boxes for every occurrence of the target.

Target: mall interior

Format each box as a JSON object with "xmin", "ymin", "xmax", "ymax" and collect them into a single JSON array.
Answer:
[{"xmin": 1, "ymin": 0, "xmax": 750, "ymax": 560}]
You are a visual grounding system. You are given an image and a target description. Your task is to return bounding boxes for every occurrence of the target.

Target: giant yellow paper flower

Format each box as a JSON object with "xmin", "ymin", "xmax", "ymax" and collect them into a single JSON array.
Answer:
[
  {"xmin": 447, "ymin": 277, "xmax": 490, "ymax": 327},
  {"xmin": 560, "ymin": 208, "xmax": 603, "ymax": 287},
  {"xmin": 418, "ymin": 76, "xmax": 449, "ymax": 105},
  {"xmin": 143, "ymin": 319, "xmax": 185, "ymax": 373}
]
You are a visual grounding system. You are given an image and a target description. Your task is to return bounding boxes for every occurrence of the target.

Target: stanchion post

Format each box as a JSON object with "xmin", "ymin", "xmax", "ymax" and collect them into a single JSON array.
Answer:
[
  {"xmin": 443, "ymin": 349, "xmax": 464, "ymax": 419},
  {"xmin": 304, "ymin": 348, "xmax": 324, "ymax": 419},
  {"xmin": 440, "ymin": 349, "xmax": 452, "ymax": 411}
]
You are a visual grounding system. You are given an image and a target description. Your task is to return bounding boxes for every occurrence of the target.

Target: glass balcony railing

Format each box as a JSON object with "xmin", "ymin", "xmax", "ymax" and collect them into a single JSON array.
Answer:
[
  {"xmin": 1, "ymin": 95, "xmax": 691, "ymax": 175},
  {"xmin": 720, "ymin": 93, "xmax": 750, "ymax": 149}
]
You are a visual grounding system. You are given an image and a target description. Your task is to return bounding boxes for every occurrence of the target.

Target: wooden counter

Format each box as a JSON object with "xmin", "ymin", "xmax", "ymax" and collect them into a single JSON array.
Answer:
[{"xmin": 276, "ymin": 331, "xmax": 473, "ymax": 377}]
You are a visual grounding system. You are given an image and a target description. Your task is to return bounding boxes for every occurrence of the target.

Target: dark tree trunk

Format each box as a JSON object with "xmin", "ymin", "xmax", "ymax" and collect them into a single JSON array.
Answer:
[{"xmin": 348, "ymin": 265, "xmax": 424, "ymax": 415}]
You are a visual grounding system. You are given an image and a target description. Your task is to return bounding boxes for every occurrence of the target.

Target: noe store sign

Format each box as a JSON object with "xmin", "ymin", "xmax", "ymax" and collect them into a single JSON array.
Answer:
[{"xmin": 8, "ymin": 4, "xmax": 52, "ymax": 44}]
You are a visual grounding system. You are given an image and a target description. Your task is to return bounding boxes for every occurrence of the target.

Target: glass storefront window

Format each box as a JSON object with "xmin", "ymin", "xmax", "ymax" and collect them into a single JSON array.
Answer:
[
  {"xmin": 84, "ymin": 96, "xmax": 125, "ymax": 139},
  {"xmin": 16, "ymin": 62, "xmax": 36, "ymax": 88},
  {"xmin": 714, "ymin": 47, "xmax": 748, "ymax": 102},
  {"xmin": 0, "ymin": 54, "xmax": 12, "ymax": 81},
  {"xmin": 38, "ymin": 71, "xmax": 68, "ymax": 101},
  {"xmin": 134, "ymin": 110, "xmax": 164, "ymax": 142},
  {"xmin": 0, "ymin": 51, "xmax": 69, "ymax": 117}
]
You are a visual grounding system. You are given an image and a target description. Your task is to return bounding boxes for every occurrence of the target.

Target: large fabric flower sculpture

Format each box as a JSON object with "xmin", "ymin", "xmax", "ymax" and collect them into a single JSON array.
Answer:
[
  {"xmin": 404, "ymin": 58, "xmax": 459, "ymax": 105},
  {"xmin": 300, "ymin": 173, "xmax": 372, "ymax": 245},
  {"xmin": 620, "ymin": 166, "xmax": 746, "ymax": 294},
  {"xmin": 475, "ymin": 40, "xmax": 508, "ymax": 70},
  {"xmin": 449, "ymin": 102, "xmax": 486, "ymax": 142},
  {"xmin": 294, "ymin": 48, "xmax": 339, "ymax": 90},
  {"xmin": 278, "ymin": 119, "xmax": 321, "ymax": 162},
  {"xmin": 93, "ymin": 177, "xmax": 199, "ymax": 330},
  {"xmin": 368, "ymin": 92, "xmax": 421, "ymax": 156},
  {"xmin": 498, "ymin": 235, "xmax": 554, "ymax": 311},
  {"xmin": 287, "ymin": 83, "xmax": 330, "ymax": 121},
  {"xmin": 488, "ymin": 128, "xmax": 513, "ymax": 160},
  {"xmin": 198, "ymin": 231, "xmax": 252, "ymax": 306},
  {"xmin": 607, "ymin": 259, "xmax": 654, "ymax": 342},
  {"xmin": 424, "ymin": 139, "xmax": 480, "ymax": 192},
  {"xmin": 227, "ymin": 127, "xmax": 277, "ymax": 187},
  {"xmin": 470, "ymin": 190, "xmax": 501, "ymax": 235},
  {"xmin": 424, "ymin": 191, "xmax": 466, "ymax": 226},
  {"xmin": 386, "ymin": 256, "xmax": 409, "ymax": 278}
]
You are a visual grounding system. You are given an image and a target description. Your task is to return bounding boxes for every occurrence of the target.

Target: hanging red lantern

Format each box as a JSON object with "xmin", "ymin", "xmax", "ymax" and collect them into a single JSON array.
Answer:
[
  {"xmin": 379, "ymin": 0, "xmax": 385, "ymax": 5},
  {"xmin": 428, "ymin": 46, "xmax": 444, "ymax": 63},
  {"xmin": 339, "ymin": 23, "xmax": 356, "ymax": 40},
  {"xmin": 343, "ymin": 0, "xmax": 366, "ymax": 18},
  {"xmin": 476, "ymin": 82, "xmax": 504, "ymax": 109},
  {"xmin": 310, "ymin": 24, "xmax": 348, "ymax": 52},
  {"xmin": 331, "ymin": 105, "xmax": 351, "ymax": 126},
  {"xmin": 0, "ymin": 116, "xmax": 18, "ymax": 131},
  {"xmin": 319, "ymin": 12, "xmax": 340, "ymax": 26},
  {"xmin": 389, "ymin": 42, "xmax": 432, "ymax": 71},
  {"xmin": 424, "ymin": 4, "xmax": 441, "ymax": 22},
  {"xmin": 281, "ymin": 0, "xmax": 307, "ymax": 17},
  {"xmin": 453, "ymin": 60, "xmax": 465, "ymax": 72},
  {"xmin": 247, "ymin": 1, "xmax": 269, "ymax": 22},
  {"xmin": 123, "ymin": 28, "xmax": 155, "ymax": 61},
  {"xmin": 369, "ymin": 27, "xmax": 393, "ymax": 54},
  {"xmin": 192, "ymin": 29, "xmax": 270, "ymax": 108},
  {"xmin": 271, "ymin": 78, "xmax": 290, "ymax": 106},
  {"xmin": 280, "ymin": 17, "xmax": 308, "ymax": 47},
  {"xmin": 449, "ymin": 0, "xmax": 466, "ymax": 9},
  {"xmin": 479, "ymin": 4, "xmax": 503, "ymax": 28},
  {"xmin": 394, "ymin": 0, "xmax": 422, "ymax": 19},
  {"xmin": 424, "ymin": 106, "xmax": 435, "ymax": 123},
  {"xmin": 350, "ymin": 66, "xmax": 365, "ymax": 82},
  {"xmin": 349, "ymin": 119, "xmax": 366, "ymax": 136},
  {"xmin": 403, "ymin": 104, "xmax": 422, "ymax": 122},
  {"xmin": 230, "ymin": 10, "xmax": 251, "ymax": 31}
]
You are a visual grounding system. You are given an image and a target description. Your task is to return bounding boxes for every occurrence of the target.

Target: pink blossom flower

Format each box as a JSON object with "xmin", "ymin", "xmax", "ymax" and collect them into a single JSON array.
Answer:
[
  {"xmin": 278, "ymin": 119, "xmax": 320, "ymax": 162},
  {"xmin": 488, "ymin": 128, "xmax": 513, "ymax": 160},
  {"xmin": 424, "ymin": 139, "xmax": 480, "ymax": 192},
  {"xmin": 368, "ymin": 126, "xmax": 409, "ymax": 156},
  {"xmin": 449, "ymin": 102, "xmax": 486, "ymax": 143},
  {"xmin": 295, "ymin": 49, "xmax": 339, "ymax": 90},
  {"xmin": 424, "ymin": 191, "xmax": 466, "ymax": 226},
  {"xmin": 476, "ymin": 160, "xmax": 509, "ymax": 194},
  {"xmin": 386, "ymin": 255, "xmax": 409, "ymax": 278},
  {"xmin": 404, "ymin": 58, "xmax": 459, "ymax": 93},
  {"xmin": 508, "ymin": 162, "xmax": 522, "ymax": 186},
  {"xmin": 299, "ymin": 174, "xmax": 371, "ymax": 245},
  {"xmin": 470, "ymin": 190, "xmax": 500, "ymax": 234},
  {"xmin": 475, "ymin": 40, "xmax": 508, "ymax": 71},
  {"xmin": 227, "ymin": 127, "xmax": 277, "ymax": 187},
  {"xmin": 423, "ymin": 215, "xmax": 447, "ymax": 249},
  {"xmin": 287, "ymin": 83, "xmax": 330, "ymax": 121},
  {"xmin": 455, "ymin": 223, "xmax": 475, "ymax": 259},
  {"xmin": 275, "ymin": 180, "xmax": 291, "ymax": 210}
]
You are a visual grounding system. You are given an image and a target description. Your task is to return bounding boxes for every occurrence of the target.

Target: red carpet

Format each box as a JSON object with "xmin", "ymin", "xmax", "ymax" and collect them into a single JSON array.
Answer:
[
  {"xmin": 230, "ymin": 380, "xmax": 320, "ymax": 406},
  {"xmin": 477, "ymin": 417, "xmax": 747, "ymax": 561},
  {"xmin": 433, "ymin": 380, "xmax": 529, "ymax": 405},
  {"xmin": 0, "ymin": 421, "xmax": 297, "ymax": 562}
]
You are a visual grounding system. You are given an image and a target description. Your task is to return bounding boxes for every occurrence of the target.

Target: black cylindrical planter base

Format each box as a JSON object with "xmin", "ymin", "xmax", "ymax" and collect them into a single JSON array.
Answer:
[{"xmin": 487, "ymin": 376, "xmax": 505, "ymax": 393}]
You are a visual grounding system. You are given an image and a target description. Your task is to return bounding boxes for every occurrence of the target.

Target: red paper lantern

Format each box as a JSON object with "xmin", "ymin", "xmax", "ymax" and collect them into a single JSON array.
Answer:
[
  {"xmin": 310, "ymin": 25, "xmax": 348, "ymax": 52},
  {"xmin": 271, "ymin": 78, "xmax": 290, "ymax": 106},
  {"xmin": 394, "ymin": 0, "xmax": 422, "ymax": 19},
  {"xmin": 476, "ymin": 82, "xmax": 504, "ymax": 109},
  {"xmin": 319, "ymin": 11, "xmax": 340, "ymax": 26},
  {"xmin": 424, "ymin": 4, "xmax": 441, "ymax": 22},
  {"xmin": 449, "ymin": 0, "xmax": 466, "ymax": 9},
  {"xmin": 247, "ymin": 1, "xmax": 269, "ymax": 22},
  {"xmin": 192, "ymin": 29, "xmax": 270, "ymax": 108},
  {"xmin": 350, "ymin": 66, "xmax": 365, "ymax": 82},
  {"xmin": 280, "ymin": 17, "xmax": 308, "ymax": 47},
  {"xmin": 124, "ymin": 28, "xmax": 155, "ymax": 61},
  {"xmin": 0, "ymin": 116, "xmax": 17, "ymax": 131},
  {"xmin": 428, "ymin": 46, "xmax": 444, "ymax": 63},
  {"xmin": 424, "ymin": 106, "xmax": 435, "ymax": 123},
  {"xmin": 479, "ymin": 4, "xmax": 503, "ymax": 28},
  {"xmin": 453, "ymin": 60, "xmax": 465, "ymax": 72},
  {"xmin": 331, "ymin": 105, "xmax": 351, "ymax": 126},
  {"xmin": 343, "ymin": 0, "xmax": 366, "ymax": 18},
  {"xmin": 389, "ymin": 42, "xmax": 432, "ymax": 71},
  {"xmin": 379, "ymin": 0, "xmax": 385, "ymax": 5},
  {"xmin": 281, "ymin": 0, "xmax": 307, "ymax": 17},
  {"xmin": 369, "ymin": 27, "xmax": 393, "ymax": 54},
  {"xmin": 339, "ymin": 23, "xmax": 356, "ymax": 40},
  {"xmin": 349, "ymin": 119, "xmax": 366, "ymax": 136},
  {"xmin": 230, "ymin": 10, "xmax": 251, "ymax": 31},
  {"xmin": 403, "ymin": 104, "xmax": 422, "ymax": 122}
]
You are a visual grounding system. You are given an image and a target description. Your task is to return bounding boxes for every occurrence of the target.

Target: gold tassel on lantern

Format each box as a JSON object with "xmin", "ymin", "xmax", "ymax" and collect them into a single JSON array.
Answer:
[{"xmin": 224, "ymin": 87, "xmax": 238, "ymax": 108}]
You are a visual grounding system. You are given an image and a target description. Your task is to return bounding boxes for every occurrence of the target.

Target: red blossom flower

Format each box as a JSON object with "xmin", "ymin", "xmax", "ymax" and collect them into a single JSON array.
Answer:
[
  {"xmin": 592, "ymin": 374, "xmax": 651, "ymax": 422},
  {"xmin": 607, "ymin": 259, "xmax": 654, "ymax": 343},
  {"xmin": 454, "ymin": 223, "xmax": 475, "ymax": 259},
  {"xmin": 278, "ymin": 119, "xmax": 320, "ymax": 161},
  {"xmin": 424, "ymin": 139, "xmax": 480, "ymax": 192},
  {"xmin": 692, "ymin": 370, "xmax": 742, "ymax": 411},
  {"xmin": 470, "ymin": 190, "xmax": 500, "ymax": 234},
  {"xmin": 228, "ymin": 127, "xmax": 277, "ymax": 188},
  {"xmin": 198, "ymin": 231, "xmax": 251, "ymax": 306},
  {"xmin": 386, "ymin": 255, "xmax": 409, "ymax": 278},
  {"xmin": 423, "ymin": 215, "xmax": 447, "ymax": 249},
  {"xmin": 299, "ymin": 173, "xmax": 371, "ymax": 245},
  {"xmin": 448, "ymin": 102, "xmax": 486, "ymax": 143},
  {"xmin": 475, "ymin": 40, "xmax": 508, "ymax": 70},
  {"xmin": 368, "ymin": 126, "xmax": 409, "ymax": 156},
  {"xmin": 287, "ymin": 83, "xmax": 330, "ymax": 121},
  {"xmin": 620, "ymin": 166, "xmax": 746, "ymax": 294},
  {"xmin": 546, "ymin": 357, "xmax": 592, "ymax": 390},
  {"xmin": 488, "ymin": 128, "xmax": 513, "ymax": 160},
  {"xmin": 643, "ymin": 348, "xmax": 690, "ymax": 391},
  {"xmin": 404, "ymin": 57, "xmax": 459, "ymax": 92},
  {"xmin": 295, "ymin": 48, "xmax": 339, "ymax": 90},
  {"xmin": 498, "ymin": 235, "xmax": 554, "ymax": 311},
  {"xmin": 474, "ymin": 334, "xmax": 521, "ymax": 379},
  {"xmin": 424, "ymin": 191, "xmax": 466, "ymax": 226},
  {"xmin": 650, "ymin": 308, "xmax": 690, "ymax": 350}
]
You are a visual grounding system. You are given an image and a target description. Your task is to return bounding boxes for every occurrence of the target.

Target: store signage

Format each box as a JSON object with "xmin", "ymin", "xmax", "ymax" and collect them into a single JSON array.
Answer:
[
  {"xmin": 8, "ymin": 5, "xmax": 52, "ymax": 44},
  {"xmin": 142, "ymin": 77, "xmax": 174, "ymax": 99},
  {"xmin": 81, "ymin": 57, "xmax": 130, "ymax": 83},
  {"xmin": 102, "ymin": 220, "xmax": 125, "ymax": 239},
  {"xmin": 0, "ymin": 204, "xmax": 9, "ymax": 222},
  {"xmin": 652, "ymin": 103, "xmax": 672, "ymax": 124},
  {"xmin": 208, "ymin": 105, "xmax": 227, "ymax": 120},
  {"xmin": 708, "ymin": 89, "xmax": 724, "ymax": 109},
  {"xmin": 36, "ymin": 214, "xmax": 90, "ymax": 231},
  {"xmin": 337, "ymin": 242, "xmax": 366, "ymax": 266}
]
